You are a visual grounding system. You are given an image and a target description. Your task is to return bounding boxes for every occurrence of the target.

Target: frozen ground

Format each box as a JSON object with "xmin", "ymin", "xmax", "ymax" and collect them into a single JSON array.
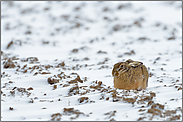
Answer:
[{"xmin": 1, "ymin": 1, "xmax": 182, "ymax": 121}]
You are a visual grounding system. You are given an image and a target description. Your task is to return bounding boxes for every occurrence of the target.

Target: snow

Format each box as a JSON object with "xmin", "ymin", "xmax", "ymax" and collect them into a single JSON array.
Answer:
[{"xmin": 1, "ymin": 1, "xmax": 182, "ymax": 121}]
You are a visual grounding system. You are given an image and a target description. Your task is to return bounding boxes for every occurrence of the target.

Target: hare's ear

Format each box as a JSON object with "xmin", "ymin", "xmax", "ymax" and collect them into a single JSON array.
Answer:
[
  {"xmin": 129, "ymin": 61, "xmax": 143, "ymax": 68},
  {"xmin": 126, "ymin": 59, "xmax": 133, "ymax": 63},
  {"xmin": 114, "ymin": 62, "xmax": 122, "ymax": 68}
]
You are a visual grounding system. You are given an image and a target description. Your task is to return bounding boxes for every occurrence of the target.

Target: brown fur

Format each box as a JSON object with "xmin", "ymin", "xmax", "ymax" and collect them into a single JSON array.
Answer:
[{"xmin": 112, "ymin": 59, "xmax": 149, "ymax": 90}]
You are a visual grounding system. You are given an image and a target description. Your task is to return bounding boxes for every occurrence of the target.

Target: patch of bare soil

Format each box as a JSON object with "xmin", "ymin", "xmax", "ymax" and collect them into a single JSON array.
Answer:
[
  {"xmin": 9, "ymin": 87, "xmax": 32, "ymax": 97},
  {"xmin": 51, "ymin": 107, "xmax": 89, "ymax": 121},
  {"xmin": 104, "ymin": 110, "xmax": 117, "ymax": 119},
  {"xmin": 78, "ymin": 97, "xmax": 95, "ymax": 104}
]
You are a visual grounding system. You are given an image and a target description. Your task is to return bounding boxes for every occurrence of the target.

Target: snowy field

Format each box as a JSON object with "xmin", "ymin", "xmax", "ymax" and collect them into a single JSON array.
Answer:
[{"xmin": 1, "ymin": 1, "xmax": 182, "ymax": 121}]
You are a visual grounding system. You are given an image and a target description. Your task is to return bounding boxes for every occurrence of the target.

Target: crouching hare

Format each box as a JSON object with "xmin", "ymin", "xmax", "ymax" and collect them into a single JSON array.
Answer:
[{"xmin": 112, "ymin": 59, "xmax": 149, "ymax": 90}]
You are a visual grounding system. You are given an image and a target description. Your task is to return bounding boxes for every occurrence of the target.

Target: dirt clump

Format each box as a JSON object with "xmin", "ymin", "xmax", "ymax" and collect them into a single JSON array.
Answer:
[
  {"xmin": 163, "ymin": 110, "xmax": 177, "ymax": 116},
  {"xmin": 3, "ymin": 58, "xmax": 16, "ymax": 68},
  {"xmin": 78, "ymin": 97, "xmax": 95, "ymax": 103},
  {"xmin": 9, "ymin": 107, "xmax": 14, "ymax": 110},
  {"xmin": 103, "ymin": 7, "xmax": 110, "ymax": 12},
  {"xmin": 78, "ymin": 97, "xmax": 89, "ymax": 103},
  {"xmin": 51, "ymin": 113, "xmax": 62, "ymax": 121},
  {"xmin": 124, "ymin": 50, "xmax": 135, "ymax": 55},
  {"xmin": 83, "ymin": 57, "xmax": 89, "ymax": 61},
  {"xmin": 29, "ymin": 98, "xmax": 34, "ymax": 103},
  {"xmin": 149, "ymin": 72, "xmax": 154, "ymax": 77},
  {"xmin": 147, "ymin": 108, "xmax": 162, "ymax": 115},
  {"xmin": 123, "ymin": 98, "xmax": 136, "ymax": 104},
  {"xmin": 9, "ymin": 87, "xmax": 31, "ymax": 97},
  {"xmin": 44, "ymin": 64, "xmax": 53, "ymax": 70},
  {"xmin": 41, "ymin": 72, "xmax": 51, "ymax": 75},
  {"xmin": 1, "ymin": 72, "xmax": 10, "ymax": 78},
  {"xmin": 63, "ymin": 107, "xmax": 85, "ymax": 120},
  {"xmin": 138, "ymin": 109, "xmax": 146, "ymax": 112},
  {"xmin": 151, "ymin": 103, "xmax": 164, "ymax": 110},
  {"xmin": 7, "ymin": 40, "xmax": 14, "ymax": 49},
  {"xmin": 147, "ymin": 100, "xmax": 154, "ymax": 106},
  {"xmin": 25, "ymin": 30, "xmax": 31, "ymax": 34},
  {"xmin": 53, "ymin": 85, "xmax": 57, "ymax": 90},
  {"xmin": 47, "ymin": 77, "xmax": 59, "ymax": 85},
  {"xmin": 113, "ymin": 24, "xmax": 121, "ymax": 31},
  {"xmin": 68, "ymin": 75, "xmax": 83, "ymax": 84},
  {"xmin": 21, "ymin": 57, "xmax": 39, "ymax": 64},
  {"xmin": 97, "ymin": 50, "xmax": 107, "ymax": 54},
  {"xmin": 55, "ymin": 61, "xmax": 65, "ymax": 68},
  {"xmin": 167, "ymin": 36, "xmax": 175, "ymax": 40},
  {"xmin": 104, "ymin": 110, "xmax": 117, "ymax": 119},
  {"xmin": 27, "ymin": 87, "xmax": 34, "ymax": 90},
  {"xmin": 71, "ymin": 48, "xmax": 79, "ymax": 53},
  {"xmin": 68, "ymin": 85, "xmax": 79, "ymax": 96},
  {"xmin": 90, "ymin": 83, "xmax": 102, "ymax": 90},
  {"xmin": 168, "ymin": 115, "xmax": 181, "ymax": 121},
  {"xmin": 97, "ymin": 58, "xmax": 109, "ymax": 65},
  {"xmin": 118, "ymin": 3, "xmax": 132, "ymax": 9},
  {"xmin": 138, "ymin": 37, "xmax": 150, "ymax": 42},
  {"xmin": 137, "ymin": 117, "xmax": 146, "ymax": 121}
]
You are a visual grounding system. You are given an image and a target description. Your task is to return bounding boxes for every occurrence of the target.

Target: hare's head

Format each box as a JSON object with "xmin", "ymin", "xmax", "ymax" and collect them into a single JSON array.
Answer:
[
  {"xmin": 112, "ymin": 59, "xmax": 143, "ymax": 78},
  {"xmin": 112, "ymin": 62, "xmax": 130, "ymax": 78}
]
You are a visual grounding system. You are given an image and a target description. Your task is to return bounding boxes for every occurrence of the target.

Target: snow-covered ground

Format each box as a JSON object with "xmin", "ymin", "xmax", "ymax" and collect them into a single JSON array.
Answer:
[{"xmin": 1, "ymin": 1, "xmax": 182, "ymax": 121}]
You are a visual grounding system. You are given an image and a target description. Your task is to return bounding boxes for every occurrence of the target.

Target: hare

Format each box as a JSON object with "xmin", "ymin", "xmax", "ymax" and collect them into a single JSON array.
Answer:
[{"xmin": 112, "ymin": 59, "xmax": 149, "ymax": 90}]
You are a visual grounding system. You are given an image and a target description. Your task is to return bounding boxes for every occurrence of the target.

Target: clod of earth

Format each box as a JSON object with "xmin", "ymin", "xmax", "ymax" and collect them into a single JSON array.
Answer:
[
  {"xmin": 51, "ymin": 113, "xmax": 62, "ymax": 121},
  {"xmin": 124, "ymin": 50, "xmax": 135, "ymax": 55},
  {"xmin": 97, "ymin": 50, "xmax": 107, "ymax": 54},
  {"xmin": 78, "ymin": 97, "xmax": 89, "ymax": 103},
  {"xmin": 9, "ymin": 107, "xmax": 13, "ymax": 110},
  {"xmin": 3, "ymin": 58, "xmax": 15, "ymax": 68},
  {"xmin": 68, "ymin": 85, "xmax": 79, "ymax": 96},
  {"xmin": 71, "ymin": 48, "xmax": 79, "ymax": 53},
  {"xmin": 6, "ymin": 40, "xmax": 14, "ymax": 49},
  {"xmin": 68, "ymin": 75, "xmax": 83, "ymax": 84},
  {"xmin": 47, "ymin": 77, "xmax": 59, "ymax": 85},
  {"xmin": 104, "ymin": 110, "xmax": 117, "ymax": 119},
  {"xmin": 27, "ymin": 87, "xmax": 34, "ymax": 90}
]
